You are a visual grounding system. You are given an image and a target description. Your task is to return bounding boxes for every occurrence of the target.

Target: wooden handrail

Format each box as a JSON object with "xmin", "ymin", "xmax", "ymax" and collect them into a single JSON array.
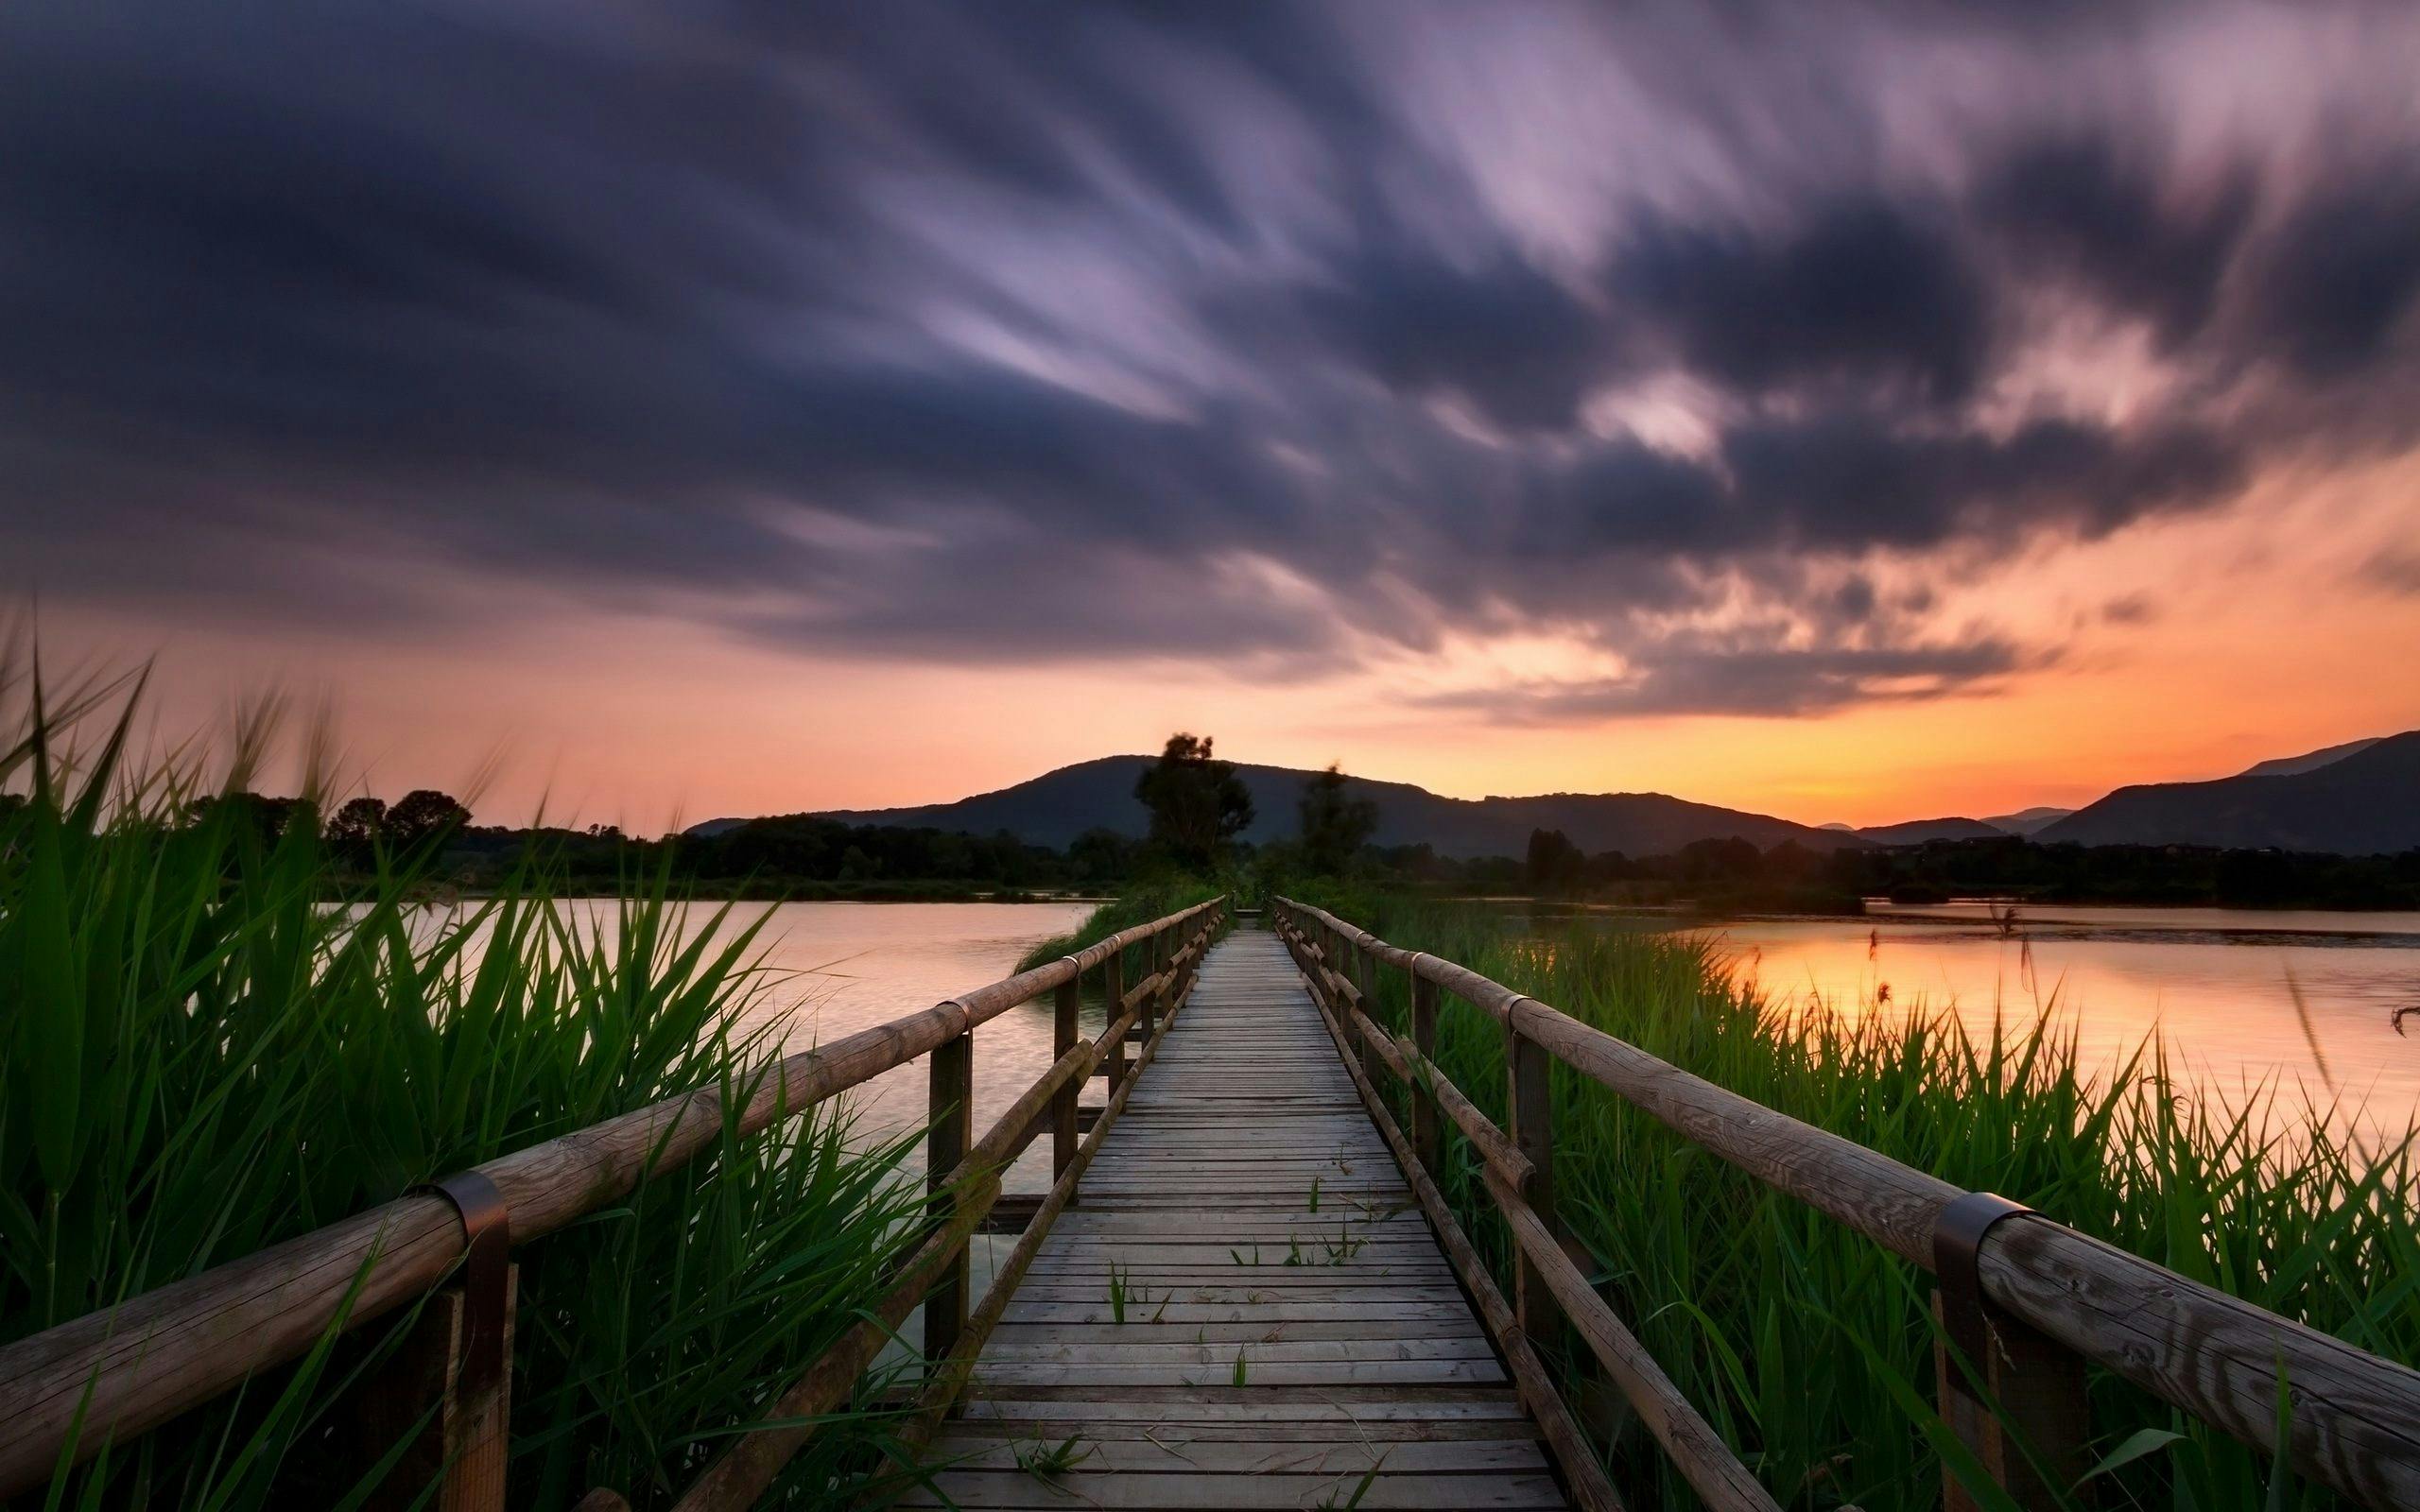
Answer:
[
  {"xmin": 0, "ymin": 897, "xmax": 1226, "ymax": 1501},
  {"xmin": 1272, "ymin": 897, "xmax": 2420, "ymax": 1511}
]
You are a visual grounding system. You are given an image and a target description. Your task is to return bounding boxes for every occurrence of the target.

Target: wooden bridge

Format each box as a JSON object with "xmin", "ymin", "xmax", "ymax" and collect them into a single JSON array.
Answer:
[
  {"xmin": 906, "ymin": 928, "xmax": 1570, "ymax": 1511},
  {"xmin": 6, "ymin": 896, "xmax": 2419, "ymax": 1511}
]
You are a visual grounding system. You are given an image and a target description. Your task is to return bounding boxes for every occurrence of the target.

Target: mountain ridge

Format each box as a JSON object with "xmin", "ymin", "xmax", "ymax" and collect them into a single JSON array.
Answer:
[
  {"xmin": 688, "ymin": 730, "xmax": 2418, "ymax": 857},
  {"xmin": 729, "ymin": 754, "xmax": 1867, "ymax": 860},
  {"xmin": 2037, "ymin": 730, "xmax": 2420, "ymax": 852}
]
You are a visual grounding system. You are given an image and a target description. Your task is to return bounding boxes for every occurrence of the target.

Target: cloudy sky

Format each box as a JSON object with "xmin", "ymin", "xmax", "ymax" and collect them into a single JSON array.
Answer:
[{"xmin": 7, "ymin": 1, "xmax": 2419, "ymax": 829}]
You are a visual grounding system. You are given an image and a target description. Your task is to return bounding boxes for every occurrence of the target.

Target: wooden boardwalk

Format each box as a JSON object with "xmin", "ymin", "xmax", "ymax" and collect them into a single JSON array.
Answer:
[{"xmin": 907, "ymin": 929, "xmax": 1568, "ymax": 1510}]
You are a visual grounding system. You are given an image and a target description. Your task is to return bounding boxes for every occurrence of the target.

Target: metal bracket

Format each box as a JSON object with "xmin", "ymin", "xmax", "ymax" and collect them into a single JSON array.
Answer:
[
  {"xmin": 1934, "ymin": 1191, "xmax": 2031, "ymax": 1400},
  {"xmin": 414, "ymin": 1170, "xmax": 512, "ymax": 1400}
]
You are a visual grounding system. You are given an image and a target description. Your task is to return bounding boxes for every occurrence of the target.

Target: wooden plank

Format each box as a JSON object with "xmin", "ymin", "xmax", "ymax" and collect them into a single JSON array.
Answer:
[
  {"xmin": 899, "ymin": 1469, "xmax": 1567, "ymax": 1508},
  {"xmin": 975, "ymin": 1338, "xmax": 1498, "ymax": 1364},
  {"xmin": 922, "ymin": 1436, "xmax": 1548, "ymax": 1473},
  {"xmin": 938, "ymin": 1418, "xmax": 1545, "ymax": 1443}
]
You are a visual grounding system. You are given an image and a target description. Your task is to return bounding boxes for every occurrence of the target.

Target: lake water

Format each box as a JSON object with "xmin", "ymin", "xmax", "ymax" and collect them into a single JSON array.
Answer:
[
  {"xmin": 721, "ymin": 899, "xmax": 2420, "ymax": 1158},
  {"xmin": 718, "ymin": 901, "xmax": 1101, "ymax": 1187},
  {"xmin": 591, "ymin": 898, "xmax": 2417, "ymax": 1340},
  {"xmin": 1670, "ymin": 902, "xmax": 2420, "ymax": 1140}
]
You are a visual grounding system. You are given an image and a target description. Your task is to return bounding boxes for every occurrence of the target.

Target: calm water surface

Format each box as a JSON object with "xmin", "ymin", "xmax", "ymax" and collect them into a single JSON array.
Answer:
[
  {"xmin": 717, "ymin": 901, "xmax": 2420, "ymax": 1150},
  {"xmin": 1671, "ymin": 902, "xmax": 2420, "ymax": 1137},
  {"xmin": 722, "ymin": 902, "xmax": 1099, "ymax": 1187}
]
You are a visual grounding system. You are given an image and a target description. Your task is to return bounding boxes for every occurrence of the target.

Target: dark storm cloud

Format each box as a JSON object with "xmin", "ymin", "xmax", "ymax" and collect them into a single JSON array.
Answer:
[
  {"xmin": 1613, "ymin": 198, "xmax": 1991, "ymax": 404},
  {"xmin": 1974, "ymin": 140, "xmax": 2256, "ymax": 352},
  {"xmin": 1416, "ymin": 639, "xmax": 2033, "ymax": 722},
  {"xmin": 4, "ymin": 0, "xmax": 2416, "ymax": 718},
  {"xmin": 1290, "ymin": 249, "xmax": 1616, "ymax": 431},
  {"xmin": 2242, "ymin": 165, "xmax": 2420, "ymax": 380}
]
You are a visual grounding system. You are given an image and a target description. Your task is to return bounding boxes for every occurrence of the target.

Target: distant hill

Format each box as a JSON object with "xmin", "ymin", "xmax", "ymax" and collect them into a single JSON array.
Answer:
[
  {"xmin": 1855, "ymin": 816, "xmax": 2010, "ymax": 845},
  {"xmin": 2037, "ymin": 730, "xmax": 2420, "ymax": 852},
  {"xmin": 793, "ymin": 755, "xmax": 1865, "ymax": 860},
  {"xmin": 2236, "ymin": 737, "xmax": 2382, "ymax": 778},
  {"xmin": 1981, "ymin": 805, "xmax": 2074, "ymax": 835}
]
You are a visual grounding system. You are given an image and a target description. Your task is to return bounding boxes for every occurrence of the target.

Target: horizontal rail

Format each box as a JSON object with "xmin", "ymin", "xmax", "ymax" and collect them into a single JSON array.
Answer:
[
  {"xmin": 1340, "ymin": 1004, "xmax": 1532, "ymax": 1189},
  {"xmin": 1275, "ymin": 897, "xmax": 2420, "ymax": 1511},
  {"xmin": 0, "ymin": 898, "xmax": 1223, "ymax": 1499}
]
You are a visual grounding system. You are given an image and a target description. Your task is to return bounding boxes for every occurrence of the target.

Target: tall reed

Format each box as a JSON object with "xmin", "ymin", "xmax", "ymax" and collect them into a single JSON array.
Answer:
[
  {"xmin": 0, "ymin": 649, "xmax": 926, "ymax": 1508},
  {"xmin": 1300, "ymin": 888, "xmax": 2419, "ymax": 1512}
]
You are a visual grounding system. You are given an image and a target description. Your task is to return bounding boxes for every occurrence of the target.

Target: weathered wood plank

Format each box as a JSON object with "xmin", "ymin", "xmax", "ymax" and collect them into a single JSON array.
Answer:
[
  {"xmin": 899, "ymin": 1469, "xmax": 1567, "ymax": 1508},
  {"xmin": 922, "ymin": 1436, "xmax": 1548, "ymax": 1473}
]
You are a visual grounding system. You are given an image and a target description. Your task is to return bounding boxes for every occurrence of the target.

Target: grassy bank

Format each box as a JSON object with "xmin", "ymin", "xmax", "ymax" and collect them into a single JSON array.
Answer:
[
  {"xmin": 1013, "ymin": 875, "xmax": 1222, "ymax": 971},
  {"xmin": 0, "ymin": 669, "xmax": 927, "ymax": 1507},
  {"xmin": 1290, "ymin": 886, "xmax": 2418, "ymax": 1511}
]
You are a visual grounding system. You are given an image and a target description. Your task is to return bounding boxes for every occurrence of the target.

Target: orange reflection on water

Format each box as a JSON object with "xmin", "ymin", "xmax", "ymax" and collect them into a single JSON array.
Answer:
[{"xmin": 1698, "ymin": 905, "xmax": 2420, "ymax": 1143}]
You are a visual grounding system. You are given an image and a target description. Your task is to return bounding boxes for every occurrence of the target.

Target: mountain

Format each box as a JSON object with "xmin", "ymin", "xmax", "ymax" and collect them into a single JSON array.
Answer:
[
  {"xmin": 2236, "ymin": 737, "xmax": 2382, "ymax": 779},
  {"xmin": 1981, "ymin": 806, "xmax": 2074, "ymax": 835},
  {"xmin": 799, "ymin": 755, "xmax": 1865, "ymax": 860},
  {"xmin": 2036, "ymin": 730, "xmax": 2420, "ymax": 852},
  {"xmin": 1855, "ymin": 816, "xmax": 2010, "ymax": 845}
]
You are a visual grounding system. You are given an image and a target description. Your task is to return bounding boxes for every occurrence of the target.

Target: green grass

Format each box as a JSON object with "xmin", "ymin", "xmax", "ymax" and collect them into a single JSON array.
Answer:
[
  {"xmin": 0, "ymin": 648, "xmax": 928, "ymax": 1508},
  {"xmin": 1290, "ymin": 887, "xmax": 2420, "ymax": 1511},
  {"xmin": 1013, "ymin": 876, "xmax": 1219, "ymax": 973}
]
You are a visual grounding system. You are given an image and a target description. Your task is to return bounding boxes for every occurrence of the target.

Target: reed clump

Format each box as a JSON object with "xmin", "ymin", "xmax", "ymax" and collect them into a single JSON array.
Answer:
[
  {"xmin": 1015, "ymin": 875, "xmax": 1219, "ymax": 972},
  {"xmin": 1304, "ymin": 888, "xmax": 2419, "ymax": 1512},
  {"xmin": 0, "ymin": 650, "xmax": 926, "ymax": 1508}
]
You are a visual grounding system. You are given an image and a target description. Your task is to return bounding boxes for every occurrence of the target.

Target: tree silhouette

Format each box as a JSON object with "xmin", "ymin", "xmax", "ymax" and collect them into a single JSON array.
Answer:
[
  {"xmin": 1133, "ymin": 732, "xmax": 1253, "ymax": 871},
  {"xmin": 1524, "ymin": 828, "xmax": 1584, "ymax": 892},
  {"xmin": 1297, "ymin": 763, "xmax": 1377, "ymax": 876},
  {"xmin": 384, "ymin": 789, "xmax": 470, "ymax": 850},
  {"xmin": 326, "ymin": 796, "xmax": 387, "ymax": 853}
]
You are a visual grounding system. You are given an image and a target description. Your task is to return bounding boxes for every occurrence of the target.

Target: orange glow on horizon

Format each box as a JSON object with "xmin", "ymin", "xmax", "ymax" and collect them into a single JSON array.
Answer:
[{"xmin": 33, "ymin": 456, "xmax": 2420, "ymax": 835}]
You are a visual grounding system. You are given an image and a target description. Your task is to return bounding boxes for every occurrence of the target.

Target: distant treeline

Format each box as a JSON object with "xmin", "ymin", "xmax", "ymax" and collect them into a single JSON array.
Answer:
[
  {"xmin": 135, "ymin": 792, "xmax": 1136, "ymax": 898},
  {"xmin": 110, "ymin": 789, "xmax": 2420, "ymax": 909},
  {"xmin": 1454, "ymin": 830, "xmax": 2420, "ymax": 911}
]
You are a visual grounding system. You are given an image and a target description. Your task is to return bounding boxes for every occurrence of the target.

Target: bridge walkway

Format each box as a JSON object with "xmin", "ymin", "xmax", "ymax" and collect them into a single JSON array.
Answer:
[{"xmin": 905, "ymin": 929, "xmax": 1568, "ymax": 1510}]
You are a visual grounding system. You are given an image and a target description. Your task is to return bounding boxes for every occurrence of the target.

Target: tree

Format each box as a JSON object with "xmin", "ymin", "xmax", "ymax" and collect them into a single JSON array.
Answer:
[
  {"xmin": 384, "ymin": 788, "xmax": 471, "ymax": 850},
  {"xmin": 1133, "ymin": 732, "xmax": 1253, "ymax": 871},
  {"xmin": 1297, "ymin": 763, "xmax": 1378, "ymax": 876},
  {"xmin": 1524, "ymin": 828, "xmax": 1584, "ymax": 892},
  {"xmin": 327, "ymin": 796, "xmax": 388, "ymax": 853}
]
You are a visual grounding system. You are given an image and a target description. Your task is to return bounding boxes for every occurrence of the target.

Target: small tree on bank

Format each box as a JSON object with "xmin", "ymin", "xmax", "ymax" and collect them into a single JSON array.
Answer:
[
  {"xmin": 1525, "ymin": 827, "xmax": 1584, "ymax": 892},
  {"xmin": 385, "ymin": 788, "xmax": 472, "ymax": 850},
  {"xmin": 1133, "ymin": 732, "xmax": 1253, "ymax": 872},
  {"xmin": 1298, "ymin": 763, "xmax": 1378, "ymax": 876},
  {"xmin": 326, "ymin": 796, "xmax": 388, "ymax": 855}
]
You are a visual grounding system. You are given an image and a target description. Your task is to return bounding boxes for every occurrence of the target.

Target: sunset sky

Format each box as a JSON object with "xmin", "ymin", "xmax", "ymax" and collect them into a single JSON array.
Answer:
[{"xmin": 8, "ymin": 2, "xmax": 2419, "ymax": 832}]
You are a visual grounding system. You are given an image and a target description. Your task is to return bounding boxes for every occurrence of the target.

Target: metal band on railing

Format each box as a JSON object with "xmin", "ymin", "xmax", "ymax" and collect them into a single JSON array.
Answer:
[
  {"xmin": 1933, "ymin": 1191, "xmax": 2033, "ymax": 1394},
  {"xmin": 412, "ymin": 1170, "xmax": 512, "ymax": 1399}
]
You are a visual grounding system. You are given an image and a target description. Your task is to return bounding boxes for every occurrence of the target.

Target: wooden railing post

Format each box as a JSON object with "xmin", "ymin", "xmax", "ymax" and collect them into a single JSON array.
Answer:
[
  {"xmin": 1409, "ymin": 971, "xmax": 1441, "ymax": 1174},
  {"xmin": 1052, "ymin": 972, "xmax": 1080, "ymax": 1190},
  {"xmin": 355, "ymin": 1171, "xmax": 515, "ymax": 1512},
  {"xmin": 355, "ymin": 1271, "xmax": 518, "ymax": 1512},
  {"xmin": 925, "ymin": 1029, "xmax": 974, "ymax": 1366},
  {"xmin": 1144, "ymin": 929, "xmax": 1164, "ymax": 1040},
  {"xmin": 1506, "ymin": 1021, "xmax": 1565, "ymax": 1358},
  {"xmin": 1336, "ymin": 919, "xmax": 1355, "ymax": 1074},
  {"xmin": 1102, "ymin": 949, "xmax": 1127, "ymax": 1094},
  {"xmin": 1352, "ymin": 935, "xmax": 1378, "ymax": 1085},
  {"xmin": 1934, "ymin": 1195, "xmax": 2093, "ymax": 1511}
]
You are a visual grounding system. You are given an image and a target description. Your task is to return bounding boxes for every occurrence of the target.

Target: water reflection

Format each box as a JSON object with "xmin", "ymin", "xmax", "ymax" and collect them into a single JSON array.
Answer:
[{"xmin": 1649, "ymin": 902, "xmax": 2420, "ymax": 1138}]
